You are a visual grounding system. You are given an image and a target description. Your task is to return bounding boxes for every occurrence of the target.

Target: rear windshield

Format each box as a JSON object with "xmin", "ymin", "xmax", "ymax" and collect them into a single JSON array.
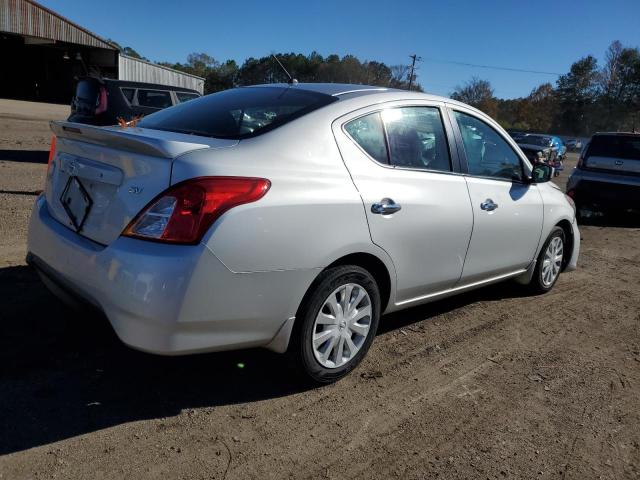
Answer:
[
  {"xmin": 587, "ymin": 135, "xmax": 640, "ymax": 160},
  {"xmin": 138, "ymin": 87, "xmax": 337, "ymax": 139},
  {"xmin": 75, "ymin": 79, "xmax": 99, "ymax": 103}
]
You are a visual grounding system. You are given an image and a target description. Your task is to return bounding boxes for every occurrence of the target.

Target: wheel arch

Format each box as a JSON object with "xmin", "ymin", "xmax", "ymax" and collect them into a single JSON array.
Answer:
[
  {"xmin": 325, "ymin": 252, "xmax": 393, "ymax": 313},
  {"xmin": 555, "ymin": 219, "xmax": 574, "ymax": 271},
  {"xmin": 265, "ymin": 250, "xmax": 396, "ymax": 354}
]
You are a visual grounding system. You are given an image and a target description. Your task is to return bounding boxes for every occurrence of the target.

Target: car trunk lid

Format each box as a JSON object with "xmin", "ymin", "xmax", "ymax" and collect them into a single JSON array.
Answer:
[{"xmin": 46, "ymin": 121, "xmax": 238, "ymax": 245}]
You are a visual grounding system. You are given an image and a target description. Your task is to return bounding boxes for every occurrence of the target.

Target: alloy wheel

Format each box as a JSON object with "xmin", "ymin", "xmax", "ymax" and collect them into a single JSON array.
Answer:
[
  {"xmin": 312, "ymin": 283, "xmax": 372, "ymax": 369},
  {"xmin": 541, "ymin": 236, "xmax": 563, "ymax": 287}
]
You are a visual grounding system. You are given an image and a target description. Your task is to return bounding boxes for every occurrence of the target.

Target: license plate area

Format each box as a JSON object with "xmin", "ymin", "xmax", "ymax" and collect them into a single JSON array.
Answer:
[{"xmin": 60, "ymin": 176, "xmax": 93, "ymax": 232}]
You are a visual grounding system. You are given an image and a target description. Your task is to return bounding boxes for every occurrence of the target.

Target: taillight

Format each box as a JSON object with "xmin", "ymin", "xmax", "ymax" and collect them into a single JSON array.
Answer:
[
  {"xmin": 122, "ymin": 177, "xmax": 271, "ymax": 244},
  {"xmin": 95, "ymin": 86, "xmax": 108, "ymax": 115},
  {"xmin": 48, "ymin": 135, "xmax": 56, "ymax": 166},
  {"xmin": 44, "ymin": 135, "xmax": 57, "ymax": 191}
]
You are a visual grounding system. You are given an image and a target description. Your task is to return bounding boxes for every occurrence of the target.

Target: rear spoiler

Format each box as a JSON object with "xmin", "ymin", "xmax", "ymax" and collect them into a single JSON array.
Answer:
[{"xmin": 50, "ymin": 121, "xmax": 211, "ymax": 159}]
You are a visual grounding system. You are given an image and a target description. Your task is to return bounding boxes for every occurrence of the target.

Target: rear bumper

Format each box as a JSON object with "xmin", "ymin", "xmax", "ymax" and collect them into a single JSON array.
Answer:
[
  {"xmin": 27, "ymin": 195, "xmax": 317, "ymax": 354},
  {"xmin": 567, "ymin": 169, "xmax": 640, "ymax": 213}
]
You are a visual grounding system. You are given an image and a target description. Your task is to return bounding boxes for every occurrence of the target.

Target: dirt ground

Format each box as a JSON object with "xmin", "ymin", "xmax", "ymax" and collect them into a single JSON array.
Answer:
[{"xmin": 0, "ymin": 99, "xmax": 638, "ymax": 480}]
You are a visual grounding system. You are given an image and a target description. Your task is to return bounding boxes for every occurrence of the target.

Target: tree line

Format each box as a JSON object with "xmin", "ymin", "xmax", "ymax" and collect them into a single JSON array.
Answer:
[
  {"xmin": 112, "ymin": 40, "xmax": 639, "ymax": 135},
  {"xmin": 153, "ymin": 52, "xmax": 421, "ymax": 94},
  {"xmin": 451, "ymin": 41, "xmax": 640, "ymax": 135}
]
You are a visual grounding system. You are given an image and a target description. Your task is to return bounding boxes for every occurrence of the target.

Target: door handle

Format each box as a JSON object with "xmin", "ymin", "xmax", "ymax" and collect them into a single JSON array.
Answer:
[
  {"xmin": 480, "ymin": 198, "xmax": 498, "ymax": 211},
  {"xmin": 371, "ymin": 198, "xmax": 402, "ymax": 215}
]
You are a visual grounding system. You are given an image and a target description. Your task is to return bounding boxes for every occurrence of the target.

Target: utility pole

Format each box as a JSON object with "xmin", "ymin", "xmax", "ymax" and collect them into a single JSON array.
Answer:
[{"xmin": 408, "ymin": 54, "xmax": 421, "ymax": 91}]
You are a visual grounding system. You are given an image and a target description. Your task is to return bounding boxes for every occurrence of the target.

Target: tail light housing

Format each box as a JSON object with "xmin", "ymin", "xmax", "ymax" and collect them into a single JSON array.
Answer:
[
  {"xmin": 47, "ymin": 135, "xmax": 57, "ymax": 166},
  {"xmin": 44, "ymin": 135, "xmax": 57, "ymax": 191},
  {"xmin": 122, "ymin": 177, "xmax": 271, "ymax": 245},
  {"xmin": 95, "ymin": 86, "xmax": 108, "ymax": 115}
]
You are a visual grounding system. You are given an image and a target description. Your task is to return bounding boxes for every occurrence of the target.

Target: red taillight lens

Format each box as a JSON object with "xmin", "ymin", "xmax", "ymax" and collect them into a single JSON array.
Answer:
[
  {"xmin": 123, "ymin": 177, "xmax": 271, "ymax": 244},
  {"xmin": 44, "ymin": 135, "xmax": 57, "ymax": 191},
  {"xmin": 48, "ymin": 135, "xmax": 56, "ymax": 166},
  {"xmin": 95, "ymin": 86, "xmax": 108, "ymax": 115}
]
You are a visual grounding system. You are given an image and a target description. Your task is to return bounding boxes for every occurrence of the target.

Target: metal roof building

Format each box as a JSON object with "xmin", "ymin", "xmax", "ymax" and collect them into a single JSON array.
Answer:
[{"xmin": 0, "ymin": 0, "xmax": 203, "ymax": 103}]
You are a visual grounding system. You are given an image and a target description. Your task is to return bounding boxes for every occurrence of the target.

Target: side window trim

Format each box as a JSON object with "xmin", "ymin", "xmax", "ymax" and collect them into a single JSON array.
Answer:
[
  {"xmin": 446, "ymin": 105, "xmax": 528, "ymax": 183},
  {"xmin": 342, "ymin": 103, "xmax": 463, "ymax": 174}
]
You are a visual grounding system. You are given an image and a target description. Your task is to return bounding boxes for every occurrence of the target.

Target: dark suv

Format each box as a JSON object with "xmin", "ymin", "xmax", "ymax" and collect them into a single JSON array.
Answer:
[
  {"xmin": 68, "ymin": 77, "xmax": 200, "ymax": 126},
  {"xmin": 567, "ymin": 132, "xmax": 640, "ymax": 219}
]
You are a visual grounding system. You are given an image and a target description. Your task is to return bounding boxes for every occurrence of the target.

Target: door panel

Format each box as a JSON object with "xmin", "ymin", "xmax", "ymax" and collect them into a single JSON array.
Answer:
[
  {"xmin": 333, "ymin": 105, "xmax": 473, "ymax": 303},
  {"xmin": 448, "ymin": 107, "xmax": 544, "ymax": 283},
  {"xmin": 461, "ymin": 178, "xmax": 543, "ymax": 282}
]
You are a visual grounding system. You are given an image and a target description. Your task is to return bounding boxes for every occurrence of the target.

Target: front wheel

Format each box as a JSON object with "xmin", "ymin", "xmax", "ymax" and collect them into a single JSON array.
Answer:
[
  {"xmin": 288, "ymin": 265, "xmax": 381, "ymax": 384},
  {"xmin": 527, "ymin": 226, "xmax": 565, "ymax": 294}
]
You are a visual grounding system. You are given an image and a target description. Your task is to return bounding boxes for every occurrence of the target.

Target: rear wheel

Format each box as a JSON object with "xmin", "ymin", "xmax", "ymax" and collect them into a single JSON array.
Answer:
[
  {"xmin": 289, "ymin": 266, "xmax": 381, "ymax": 384},
  {"xmin": 527, "ymin": 226, "xmax": 565, "ymax": 294}
]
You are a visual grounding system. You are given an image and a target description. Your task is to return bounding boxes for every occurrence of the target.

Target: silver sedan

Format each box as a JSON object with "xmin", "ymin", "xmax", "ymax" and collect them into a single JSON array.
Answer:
[{"xmin": 27, "ymin": 83, "xmax": 579, "ymax": 383}]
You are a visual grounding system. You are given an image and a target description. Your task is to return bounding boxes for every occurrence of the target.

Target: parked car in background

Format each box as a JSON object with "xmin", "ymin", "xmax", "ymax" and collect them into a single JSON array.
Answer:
[
  {"xmin": 28, "ymin": 84, "xmax": 579, "ymax": 383},
  {"xmin": 515, "ymin": 134, "xmax": 558, "ymax": 166},
  {"xmin": 550, "ymin": 136, "xmax": 567, "ymax": 175},
  {"xmin": 565, "ymin": 138, "xmax": 583, "ymax": 151},
  {"xmin": 68, "ymin": 77, "xmax": 200, "ymax": 126},
  {"xmin": 567, "ymin": 132, "xmax": 640, "ymax": 220},
  {"xmin": 507, "ymin": 130, "xmax": 527, "ymax": 143},
  {"xmin": 551, "ymin": 136, "xmax": 567, "ymax": 158}
]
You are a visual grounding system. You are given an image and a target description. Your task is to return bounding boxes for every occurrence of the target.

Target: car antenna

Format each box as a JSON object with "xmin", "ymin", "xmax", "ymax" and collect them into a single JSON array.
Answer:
[{"xmin": 271, "ymin": 54, "xmax": 298, "ymax": 85}]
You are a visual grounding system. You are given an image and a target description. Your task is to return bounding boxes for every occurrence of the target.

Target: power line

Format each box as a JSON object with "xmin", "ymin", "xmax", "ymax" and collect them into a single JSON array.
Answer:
[{"xmin": 421, "ymin": 57, "xmax": 562, "ymax": 76}]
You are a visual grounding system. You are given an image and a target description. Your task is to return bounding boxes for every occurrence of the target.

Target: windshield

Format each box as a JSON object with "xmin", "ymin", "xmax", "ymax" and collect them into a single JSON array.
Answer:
[{"xmin": 138, "ymin": 86, "xmax": 337, "ymax": 139}]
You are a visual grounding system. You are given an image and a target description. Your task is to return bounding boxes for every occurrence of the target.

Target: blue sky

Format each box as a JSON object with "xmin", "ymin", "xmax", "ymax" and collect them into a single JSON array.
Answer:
[{"xmin": 43, "ymin": 0, "xmax": 640, "ymax": 99}]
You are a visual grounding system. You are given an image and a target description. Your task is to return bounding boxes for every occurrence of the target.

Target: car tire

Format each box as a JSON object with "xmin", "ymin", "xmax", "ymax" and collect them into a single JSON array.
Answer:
[
  {"xmin": 288, "ymin": 265, "xmax": 381, "ymax": 384},
  {"xmin": 527, "ymin": 226, "xmax": 565, "ymax": 294}
]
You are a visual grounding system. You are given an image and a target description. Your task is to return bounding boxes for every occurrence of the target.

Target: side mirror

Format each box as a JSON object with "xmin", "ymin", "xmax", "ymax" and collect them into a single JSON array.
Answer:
[{"xmin": 530, "ymin": 163, "xmax": 553, "ymax": 183}]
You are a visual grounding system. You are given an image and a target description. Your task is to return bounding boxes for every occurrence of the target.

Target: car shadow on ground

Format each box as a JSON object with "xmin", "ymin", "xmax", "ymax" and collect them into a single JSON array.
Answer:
[
  {"xmin": 0, "ymin": 149, "xmax": 48, "ymax": 164},
  {"xmin": 0, "ymin": 264, "xmax": 528, "ymax": 455}
]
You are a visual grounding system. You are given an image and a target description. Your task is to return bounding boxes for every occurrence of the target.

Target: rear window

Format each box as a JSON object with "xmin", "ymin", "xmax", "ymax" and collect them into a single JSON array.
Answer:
[
  {"xmin": 138, "ymin": 87, "xmax": 337, "ymax": 139},
  {"xmin": 75, "ymin": 79, "xmax": 99, "ymax": 102},
  {"xmin": 587, "ymin": 135, "xmax": 640, "ymax": 160},
  {"xmin": 138, "ymin": 89, "xmax": 173, "ymax": 109}
]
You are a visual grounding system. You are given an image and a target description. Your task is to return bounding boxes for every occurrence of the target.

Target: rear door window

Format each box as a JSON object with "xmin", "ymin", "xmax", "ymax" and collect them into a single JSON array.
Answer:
[
  {"xmin": 344, "ymin": 113, "xmax": 389, "ymax": 164},
  {"xmin": 382, "ymin": 107, "xmax": 451, "ymax": 172},
  {"xmin": 137, "ymin": 90, "xmax": 173, "ymax": 109}
]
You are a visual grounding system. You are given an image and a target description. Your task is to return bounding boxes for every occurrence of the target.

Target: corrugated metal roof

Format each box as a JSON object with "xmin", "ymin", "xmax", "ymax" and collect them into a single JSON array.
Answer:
[
  {"xmin": 0, "ymin": 0, "xmax": 117, "ymax": 50},
  {"xmin": 119, "ymin": 55, "xmax": 205, "ymax": 94}
]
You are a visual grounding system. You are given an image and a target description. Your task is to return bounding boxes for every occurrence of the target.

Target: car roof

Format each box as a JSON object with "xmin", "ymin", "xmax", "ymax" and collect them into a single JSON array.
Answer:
[
  {"xmin": 246, "ymin": 82, "xmax": 484, "ymax": 111},
  {"xmin": 248, "ymin": 82, "xmax": 401, "ymax": 97}
]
